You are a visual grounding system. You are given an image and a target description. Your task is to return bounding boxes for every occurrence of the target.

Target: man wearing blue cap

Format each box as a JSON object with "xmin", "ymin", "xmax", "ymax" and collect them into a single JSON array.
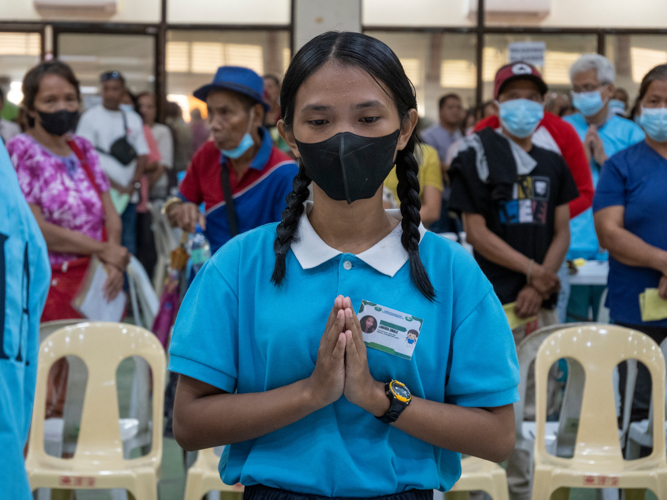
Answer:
[{"xmin": 164, "ymin": 66, "xmax": 298, "ymax": 253}]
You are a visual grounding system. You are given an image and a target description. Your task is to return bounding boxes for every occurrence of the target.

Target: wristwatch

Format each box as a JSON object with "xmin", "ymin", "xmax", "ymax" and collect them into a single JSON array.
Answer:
[{"xmin": 376, "ymin": 380, "xmax": 412, "ymax": 423}]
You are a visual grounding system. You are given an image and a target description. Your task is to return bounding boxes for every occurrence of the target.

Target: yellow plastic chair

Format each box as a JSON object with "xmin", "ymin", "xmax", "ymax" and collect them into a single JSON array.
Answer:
[
  {"xmin": 531, "ymin": 324, "xmax": 667, "ymax": 500},
  {"xmin": 447, "ymin": 456, "xmax": 509, "ymax": 499},
  {"xmin": 26, "ymin": 322, "xmax": 166, "ymax": 499},
  {"xmin": 184, "ymin": 447, "xmax": 244, "ymax": 500}
]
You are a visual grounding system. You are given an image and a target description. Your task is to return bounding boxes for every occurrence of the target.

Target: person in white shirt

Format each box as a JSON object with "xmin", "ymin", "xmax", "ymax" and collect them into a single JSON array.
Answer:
[
  {"xmin": 0, "ymin": 89, "xmax": 21, "ymax": 145},
  {"xmin": 76, "ymin": 70, "xmax": 149, "ymax": 255},
  {"xmin": 137, "ymin": 91, "xmax": 173, "ymax": 200}
]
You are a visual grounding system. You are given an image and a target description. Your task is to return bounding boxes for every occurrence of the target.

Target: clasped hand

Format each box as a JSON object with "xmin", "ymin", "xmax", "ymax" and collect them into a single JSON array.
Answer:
[{"xmin": 307, "ymin": 295, "xmax": 389, "ymax": 417}]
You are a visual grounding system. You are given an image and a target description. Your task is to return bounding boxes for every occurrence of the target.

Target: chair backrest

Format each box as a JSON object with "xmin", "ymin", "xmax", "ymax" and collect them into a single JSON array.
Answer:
[
  {"xmin": 28, "ymin": 322, "xmax": 166, "ymax": 469},
  {"xmin": 643, "ymin": 338, "xmax": 667, "ymax": 439},
  {"xmin": 39, "ymin": 319, "xmax": 84, "ymax": 346},
  {"xmin": 534, "ymin": 324, "xmax": 666, "ymax": 468},
  {"xmin": 514, "ymin": 322, "xmax": 589, "ymax": 440}
]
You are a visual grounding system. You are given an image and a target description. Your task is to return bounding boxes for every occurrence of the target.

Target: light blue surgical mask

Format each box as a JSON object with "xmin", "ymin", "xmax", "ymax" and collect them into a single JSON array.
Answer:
[
  {"xmin": 609, "ymin": 98, "xmax": 626, "ymax": 115},
  {"xmin": 222, "ymin": 109, "xmax": 255, "ymax": 159},
  {"xmin": 572, "ymin": 90, "xmax": 607, "ymax": 117},
  {"xmin": 497, "ymin": 98, "xmax": 544, "ymax": 139},
  {"xmin": 119, "ymin": 103, "xmax": 134, "ymax": 113},
  {"xmin": 639, "ymin": 106, "xmax": 667, "ymax": 143}
]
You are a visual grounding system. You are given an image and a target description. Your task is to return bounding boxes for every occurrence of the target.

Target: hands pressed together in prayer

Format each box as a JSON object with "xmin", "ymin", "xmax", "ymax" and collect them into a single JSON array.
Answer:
[{"xmin": 307, "ymin": 295, "xmax": 390, "ymax": 417}]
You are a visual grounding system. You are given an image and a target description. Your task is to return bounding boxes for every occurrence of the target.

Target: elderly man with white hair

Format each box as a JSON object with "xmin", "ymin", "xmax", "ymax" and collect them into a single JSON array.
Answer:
[{"xmin": 564, "ymin": 53, "xmax": 645, "ymax": 323}]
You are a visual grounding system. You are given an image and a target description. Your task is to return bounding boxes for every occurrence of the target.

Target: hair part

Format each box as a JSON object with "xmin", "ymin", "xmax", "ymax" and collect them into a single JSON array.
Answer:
[
  {"xmin": 438, "ymin": 93, "xmax": 461, "ymax": 109},
  {"xmin": 638, "ymin": 64, "xmax": 667, "ymax": 101},
  {"xmin": 22, "ymin": 59, "xmax": 80, "ymax": 112},
  {"xmin": 570, "ymin": 53, "xmax": 615, "ymax": 85},
  {"xmin": 273, "ymin": 31, "xmax": 435, "ymax": 301}
]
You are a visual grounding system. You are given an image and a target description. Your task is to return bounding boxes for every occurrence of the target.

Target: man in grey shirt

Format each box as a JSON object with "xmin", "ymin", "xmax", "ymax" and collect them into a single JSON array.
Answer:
[
  {"xmin": 421, "ymin": 93, "xmax": 464, "ymax": 233},
  {"xmin": 421, "ymin": 93, "xmax": 464, "ymax": 164}
]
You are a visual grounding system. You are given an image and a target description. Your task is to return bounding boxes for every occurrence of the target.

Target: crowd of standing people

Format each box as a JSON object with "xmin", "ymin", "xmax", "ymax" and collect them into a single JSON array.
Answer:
[{"xmin": 1, "ymin": 30, "xmax": 667, "ymax": 500}]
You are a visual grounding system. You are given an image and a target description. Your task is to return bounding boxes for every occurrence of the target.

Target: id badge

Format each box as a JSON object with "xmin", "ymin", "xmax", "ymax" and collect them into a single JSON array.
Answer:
[{"xmin": 358, "ymin": 300, "xmax": 424, "ymax": 360}]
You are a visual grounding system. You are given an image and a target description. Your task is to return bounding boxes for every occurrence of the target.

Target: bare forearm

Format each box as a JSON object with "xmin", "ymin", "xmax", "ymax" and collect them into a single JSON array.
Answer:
[
  {"xmin": 541, "ymin": 229, "xmax": 570, "ymax": 274},
  {"xmin": 393, "ymin": 398, "xmax": 514, "ymax": 463},
  {"xmin": 39, "ymin": 220, "xmax": 105, "ymax": 255},
  {"xmin": 601, "ymin": 226, "xmax": 667, "ymax": 273},
  {"xmin": 466, "ymin": 221, "xmax": 530, "ymax": 275},
  {"xmin": 133, "ymin": 156, "xmax": 147, "ymax": 183},
  {"xmin": 173, "ymin": 377, "xmax": 322, "ymax": 451},
  {"xmin": 102, "ymin": 193, "xmax": 122, "ymax": 245}
]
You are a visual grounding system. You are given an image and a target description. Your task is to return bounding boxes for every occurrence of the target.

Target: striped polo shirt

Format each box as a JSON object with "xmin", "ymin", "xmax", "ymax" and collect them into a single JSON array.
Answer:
[{"xmin": 178, "ymin": 127, "xmax": 298, "ymax": 253}]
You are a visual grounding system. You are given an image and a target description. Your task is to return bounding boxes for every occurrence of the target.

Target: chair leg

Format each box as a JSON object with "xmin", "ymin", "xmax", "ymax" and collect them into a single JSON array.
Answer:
[
  {"xmin": 131, "ymin": 472, "xmax": 158, "ymax": 500},
  {"xmin": 183, "ymin": 470, "xmax": 205, "ymax": 500}
]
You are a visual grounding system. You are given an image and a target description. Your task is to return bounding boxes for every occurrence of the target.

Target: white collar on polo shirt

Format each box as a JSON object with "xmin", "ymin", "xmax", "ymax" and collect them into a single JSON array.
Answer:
[{"xmin": 291, "ymin": 201, "xmax": 427, "ymax": 278}]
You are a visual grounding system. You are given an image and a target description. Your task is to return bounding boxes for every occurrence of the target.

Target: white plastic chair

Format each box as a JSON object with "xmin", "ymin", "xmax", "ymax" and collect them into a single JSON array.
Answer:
[
  {"xmin": 514, "ymin": 322, "xmax": 635, "ymax": 500},
  {"xmin": 530, "ymin": 324, "xmax": 667, "ymax": 500},
  {"xmin": 28, "ymin": 322, "xmax": 166, "ymax": 500},
  {"xmin": 625, "ymin": 338, "xmax": 667, "ymax": 460},
  {"xmin": 37, "ymin": 321, "xmax": 155, "ymax": 500}
]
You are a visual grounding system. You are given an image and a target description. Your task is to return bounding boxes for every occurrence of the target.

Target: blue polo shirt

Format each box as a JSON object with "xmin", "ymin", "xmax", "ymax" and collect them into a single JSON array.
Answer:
[
  {"xmin": 593, "ymin": 141, "xmax": 667, "ymax": 327},
  {"xmin": 0, "ymin": 141, "xmax": 50, "ymax": 498},
  {"xmin": 178, "ymin": 127, "xmax": 298, "ymax": 253},
  {"xmin": 563, "ymin": 113, "xmax": 644, "ymax": 260},
  {"xmin": 169, "ymin": 204, "xmax": 519, "ymax": 496}
]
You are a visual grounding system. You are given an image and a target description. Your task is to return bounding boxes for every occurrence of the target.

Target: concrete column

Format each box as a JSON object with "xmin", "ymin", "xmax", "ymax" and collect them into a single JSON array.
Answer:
[{"xmin": 293, "ymin": 0, "xmax": 361, "ymax": 52}]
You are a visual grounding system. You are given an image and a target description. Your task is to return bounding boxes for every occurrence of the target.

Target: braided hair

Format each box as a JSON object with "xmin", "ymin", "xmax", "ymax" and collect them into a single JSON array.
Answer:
[{"xmin": 271, "ymin": 31, "xmax": 435, "ymax": 301}]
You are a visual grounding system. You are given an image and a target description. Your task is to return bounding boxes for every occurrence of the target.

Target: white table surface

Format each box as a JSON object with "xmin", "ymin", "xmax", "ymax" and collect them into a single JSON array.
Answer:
[{"xmin": 569, "ymin": 260, "xmax": 609, "ymax": 286}]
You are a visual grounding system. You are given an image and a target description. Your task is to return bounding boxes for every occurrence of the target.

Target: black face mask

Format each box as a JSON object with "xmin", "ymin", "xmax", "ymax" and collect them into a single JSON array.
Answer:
[
  {"xmin": 295, "ymin": 130, "xmax": 400, "ymax": 204},
  {"xmin": 37, "ymin": 109, "xmax": 79, "ymax": 136}
]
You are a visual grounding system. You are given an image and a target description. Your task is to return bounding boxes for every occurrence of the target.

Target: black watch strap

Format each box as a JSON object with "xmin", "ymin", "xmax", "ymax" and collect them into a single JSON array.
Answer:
[{"xmin": 376, "ymin": 381, "xmax": 411, "ymax": 423}]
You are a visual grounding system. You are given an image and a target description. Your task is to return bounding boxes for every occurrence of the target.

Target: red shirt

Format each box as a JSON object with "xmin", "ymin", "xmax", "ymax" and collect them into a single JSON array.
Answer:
[{"xmin": 474, "ymin": 112, "xmax": 593, "ymax": 218}]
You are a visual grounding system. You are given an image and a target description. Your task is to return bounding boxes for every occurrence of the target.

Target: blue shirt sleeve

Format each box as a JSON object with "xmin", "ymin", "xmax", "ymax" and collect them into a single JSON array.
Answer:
[
  {"xmin": 272, "ymin": 162, "xmax": 299, "ymax": 221},
  {"xmin": 593, "ymin": 155, "xmax": 627, "ymax": 212},
  {"xmin": 169, "ymin": 242, "xmax": 241, "ymax": 393},
  {"xmin": 444, "ymin": 242, "xmax": 520, "ymax": 407}
]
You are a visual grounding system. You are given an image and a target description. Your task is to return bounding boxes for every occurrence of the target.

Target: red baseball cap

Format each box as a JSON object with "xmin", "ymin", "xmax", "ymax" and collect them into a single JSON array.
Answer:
[{"xmin": 494, "ymin": 62, "xmax": 548, "ymax": 100}]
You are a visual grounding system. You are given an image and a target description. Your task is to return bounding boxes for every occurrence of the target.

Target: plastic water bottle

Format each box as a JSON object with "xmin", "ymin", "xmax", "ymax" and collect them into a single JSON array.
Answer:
[{"xmin": 188, "ymin": 225, "xmax": 211, "ymax": 283}]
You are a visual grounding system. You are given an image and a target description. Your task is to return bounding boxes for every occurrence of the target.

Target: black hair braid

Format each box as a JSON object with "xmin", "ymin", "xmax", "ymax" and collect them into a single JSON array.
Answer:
[
  {"xmin": 271, "ymin": 163, "xmax": 312, "ymax": 286},
  {"xmin": 396, "ymin": 146, "xmax": 436, "ymax": 301}
]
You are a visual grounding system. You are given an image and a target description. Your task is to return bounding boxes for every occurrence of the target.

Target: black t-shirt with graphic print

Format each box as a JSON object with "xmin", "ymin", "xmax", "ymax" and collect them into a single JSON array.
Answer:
[{"xmin": 449, "ymin": 144, "xmax": 579, "ymax": 306}]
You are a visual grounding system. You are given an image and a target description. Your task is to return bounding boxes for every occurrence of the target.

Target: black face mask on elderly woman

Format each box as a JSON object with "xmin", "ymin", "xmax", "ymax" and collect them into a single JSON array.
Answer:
[{"xmin": 38, "ymin": 109, "xmax": 79, "ymax": 136}]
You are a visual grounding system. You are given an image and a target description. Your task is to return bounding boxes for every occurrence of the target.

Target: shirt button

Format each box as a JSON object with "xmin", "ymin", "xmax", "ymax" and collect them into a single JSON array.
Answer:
[{"xmin": 343, "ymin": 260, "xmax": 353, "ymax": 270}]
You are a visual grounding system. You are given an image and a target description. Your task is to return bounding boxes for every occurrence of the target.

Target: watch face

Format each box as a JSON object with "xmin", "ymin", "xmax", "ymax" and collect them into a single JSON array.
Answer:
[{"xmin": 392, "ymin": 382, "xmax": 410, "ymax": 400}]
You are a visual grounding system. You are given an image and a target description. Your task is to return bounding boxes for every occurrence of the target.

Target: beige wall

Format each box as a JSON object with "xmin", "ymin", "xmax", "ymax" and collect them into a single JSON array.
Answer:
[
  {"xmin": 363, "ymin": 0, "xmax": 474, "ymax": 27},
  {"xmin": 363, "ymin": 0, "xmax": 667, "ymax": 28},
  {"xmin": 167, "ymin": 0, "xmax": 290, "ymax": 25},
  {"xmin": 2, "ymin": 0, "xmax": 160, "ymax": 23}
]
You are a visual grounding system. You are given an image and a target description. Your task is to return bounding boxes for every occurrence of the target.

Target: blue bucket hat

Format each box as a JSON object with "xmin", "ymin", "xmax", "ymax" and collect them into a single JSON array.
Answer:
[{"xmin": 193, "ymin": 66, "xmax": 270, "ymax": 112}]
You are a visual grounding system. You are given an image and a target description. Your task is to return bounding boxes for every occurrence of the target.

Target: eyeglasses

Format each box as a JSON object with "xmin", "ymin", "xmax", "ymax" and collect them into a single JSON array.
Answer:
[{"xmin": 100, "ymin": 71, "xmax": 123, "ymax": 82}]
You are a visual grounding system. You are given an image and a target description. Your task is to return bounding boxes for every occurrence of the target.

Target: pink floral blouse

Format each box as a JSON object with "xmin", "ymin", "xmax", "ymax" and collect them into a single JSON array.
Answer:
[{"xmin": 7, "ymin": 134, "xmax": 111, "ymax": 267}]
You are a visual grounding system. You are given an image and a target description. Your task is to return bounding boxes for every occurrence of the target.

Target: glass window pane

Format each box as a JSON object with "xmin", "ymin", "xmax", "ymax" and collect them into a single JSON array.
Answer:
[
  {"xmin": 367, "ymin": 32, "xmax": 477, "ymax": 125},
  {"xmin": 483, "ymin": 34, "xmax": 598, "ymax": 101},
  {"xmin": 58, "ymin": 33, "xmax": 155, "ymax": 111},
  {"xmin": 607, "ymin": 35, "xmax": 667, "ymax": 105},
  {"xmin": 166, "ymin": 30, "xmax": 290, "ymax": 121},
  {"xmin": 0, "ymin": 32, "xmax": 41, "ymax": 110}
]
